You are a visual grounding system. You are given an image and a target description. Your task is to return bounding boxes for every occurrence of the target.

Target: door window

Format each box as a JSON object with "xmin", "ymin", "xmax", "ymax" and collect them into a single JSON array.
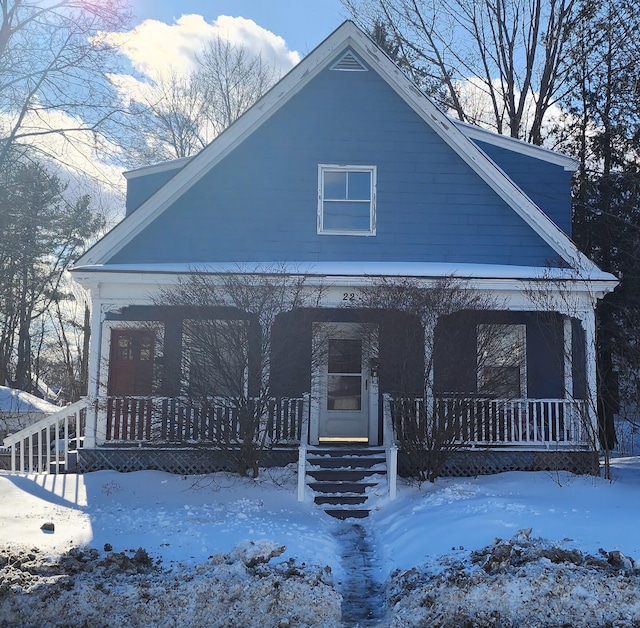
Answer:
[{"xmin": 327, "ymin": 338, "xmax": 362, "ymax": 410}]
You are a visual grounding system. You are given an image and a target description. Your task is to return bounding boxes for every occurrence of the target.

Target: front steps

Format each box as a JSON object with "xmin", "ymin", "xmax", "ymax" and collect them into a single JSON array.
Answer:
[{"xmin": 305, "ymin": 447, "xmax": 387, "ymax": 519}]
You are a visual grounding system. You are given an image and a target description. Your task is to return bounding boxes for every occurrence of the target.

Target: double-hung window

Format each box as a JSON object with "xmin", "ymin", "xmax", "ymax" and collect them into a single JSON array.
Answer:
[{"xmin": 318, "ymin": 165, "xmax": 376, "ymax": 235}]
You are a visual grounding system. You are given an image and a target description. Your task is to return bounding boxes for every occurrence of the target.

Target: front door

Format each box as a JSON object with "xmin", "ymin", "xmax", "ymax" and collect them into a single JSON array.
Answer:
[{"xmin": 312, "ymin": 322, "xmax": 378, "ymax": 445}]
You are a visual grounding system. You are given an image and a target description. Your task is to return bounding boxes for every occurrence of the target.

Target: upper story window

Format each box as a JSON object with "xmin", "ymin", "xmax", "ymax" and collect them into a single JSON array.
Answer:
[{"xmin": 318, "ymin": 165, "xmax": 376, "ymax": 236}]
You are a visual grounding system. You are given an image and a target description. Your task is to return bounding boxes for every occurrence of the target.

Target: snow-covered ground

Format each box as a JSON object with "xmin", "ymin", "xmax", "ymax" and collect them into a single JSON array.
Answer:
[{"xmin": 1, "ymin": 460, "xmax": 640, "ymax": 626}]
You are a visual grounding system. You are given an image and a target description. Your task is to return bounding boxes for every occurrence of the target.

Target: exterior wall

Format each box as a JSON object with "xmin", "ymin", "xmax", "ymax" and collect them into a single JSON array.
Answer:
[
  {"xmin": 471, "ymin": 140, "xmax": 573, "ymax": 236},
  {"xmin": 111, "ymin": 52, "xmax": 561, "ymax": 267},
  {"xmin": 433, "ymin": 311, "xmax": 585, "ymax": 399},
  {"xmin": 104, "ymin": 305, "xmax": 261, "ymax": 398},
  {"xmin": 125, "ymin": 165, "xmax": 184, "ymax": 216},
  {"xmin": 102, "ymin": 307, "xmax": 582, "ymax": 403},
  {"xmin": 270, "ymin": 308, "xmax": 424, "ymax": 399}
]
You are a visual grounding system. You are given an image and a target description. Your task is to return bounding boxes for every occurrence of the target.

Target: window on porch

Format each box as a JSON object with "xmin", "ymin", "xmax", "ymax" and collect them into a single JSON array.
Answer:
[
  {"xmin": 182, "ymin": 319, "xmax": 248, "ymax": 399},
  {"xmin": 477, "ymin": 324, "xmax": 527, "ymax": 398}
]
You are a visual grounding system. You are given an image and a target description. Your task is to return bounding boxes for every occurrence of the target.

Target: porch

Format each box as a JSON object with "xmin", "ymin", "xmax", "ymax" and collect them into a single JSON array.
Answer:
[
  {"xmin": 3, "ymin": 394, "xmax": 596, "ymax": 476},
  {"xmin": 98, "ymin": 394, "xmax": 591, "ymax": 450}
]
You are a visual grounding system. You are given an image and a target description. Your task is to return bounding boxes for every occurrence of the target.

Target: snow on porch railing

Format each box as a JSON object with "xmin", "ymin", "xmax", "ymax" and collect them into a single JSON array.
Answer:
[
  {"xmin": 103, "ymin": 396, "xmax": 306, "ymax": 445},
  {"xmin": 3, "ymin": 398, "xmax": 88, "ymax": 474},
  {"xmin": 297, "ymin": 393, "xmax": 311, "ymax": 502},
  {"xmin": 391, "ymin": 397, "xmax": 589, "ymax": 448}
]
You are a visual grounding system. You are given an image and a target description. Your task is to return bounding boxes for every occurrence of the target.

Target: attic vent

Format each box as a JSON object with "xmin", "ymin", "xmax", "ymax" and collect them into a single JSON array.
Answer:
[{"xmin": 330, "ymin": 51, "xmax": 367, "ymax": 71}]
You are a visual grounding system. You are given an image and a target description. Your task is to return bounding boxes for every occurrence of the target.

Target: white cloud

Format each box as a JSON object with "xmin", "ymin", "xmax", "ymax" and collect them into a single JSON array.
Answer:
[
  {"xmin": 450, "ymin": 76, "xmax": 574, "ymax": 150},
  {"xmin": 0, "ymin": 106, "xmax": 126, "ymax": 225},
  {"xmin": 103, "ymin": 14, "xmax": 300, "ymax": 82}
]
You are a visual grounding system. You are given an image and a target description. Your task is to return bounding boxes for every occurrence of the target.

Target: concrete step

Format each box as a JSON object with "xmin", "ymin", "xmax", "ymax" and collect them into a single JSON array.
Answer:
[
  {"xmin": 307, "ymin": 468, "xmax": 384, "ymax": 482},
  {"xmin": 324, "ymin": 508, "xmax": 370, "ymax": 519},
  {"xmin": 308, "ymin": 447, "xmax": 385, "ymax": 457},
  {"xmin": 307, "ymin": 456, "xmax": 385, "ymax": 469},
  {"xmin": 308, "ymin": 481, "xmax": 377, "ymax": 494},
  {"xmin": 314, "ymin": 495, "xmax": 368, "ymax": 506},
  {"xmin": 305, "ymin": 446, "xmax": 388, "ymax": 519}
]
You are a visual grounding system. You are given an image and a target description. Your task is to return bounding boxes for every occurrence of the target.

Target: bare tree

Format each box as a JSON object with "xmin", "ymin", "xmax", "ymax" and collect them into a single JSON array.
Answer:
[
  {"xmin": 154, "ymin": 267, "xmax": 325, "ymax": 478},
  {"xmin": 196, "ymin": 37, "xmax": 278, "ymax": 138},
  {"xmin": 126, "ymin": 37, "xmax": 279, "ymax": 163},
  {"xmin": 0, "ymin": 0, "xmax": 130, "ymax": 173},
  {"xmin": 38, "ymin": 282, "xmax": 91, "ymax": 403},
  {"xmin": 343, "ymin": 0, "xmax": 581, "ymax": 144},
  {"xmin": 355, "ymin": 276, "xmax": 512, "ymax": 482},
  {"xmin": 522, "ymin": 270, "xmax": 607, "ymax": 477}
]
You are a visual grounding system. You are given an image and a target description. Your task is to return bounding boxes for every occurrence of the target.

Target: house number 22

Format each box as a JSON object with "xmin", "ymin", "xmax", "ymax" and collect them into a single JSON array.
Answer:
[{"xmin": 343, "ymin": 293, "xmax": 356, "ymax": 302}]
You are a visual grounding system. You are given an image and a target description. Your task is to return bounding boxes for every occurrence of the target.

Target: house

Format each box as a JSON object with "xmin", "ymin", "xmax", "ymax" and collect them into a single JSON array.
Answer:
[{"xmin": 5, "ymin": 22, "xmax": 618, "ymax": 505}]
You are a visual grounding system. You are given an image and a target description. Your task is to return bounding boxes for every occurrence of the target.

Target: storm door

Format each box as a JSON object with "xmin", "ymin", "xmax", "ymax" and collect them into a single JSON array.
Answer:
[{"xmin": 312, "ymin": 322, "xmax": 377, "ymax": 444}]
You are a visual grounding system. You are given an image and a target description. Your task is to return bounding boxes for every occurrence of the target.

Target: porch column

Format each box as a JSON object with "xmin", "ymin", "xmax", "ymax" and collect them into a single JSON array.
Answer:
[
  {"xmin": 84, "ymin": 298, "xmax": 104, "ymax": 448},
  {"xmin": 563, "ymin": 317, "xmax": 573, "ymax": 399},
  {"xmin": 577, "ymin": 308, "xmax": 599, "ymax": 448},
  {"xmin": 423, "ymin": 320, "xmax": 436, "ymax": 423}
]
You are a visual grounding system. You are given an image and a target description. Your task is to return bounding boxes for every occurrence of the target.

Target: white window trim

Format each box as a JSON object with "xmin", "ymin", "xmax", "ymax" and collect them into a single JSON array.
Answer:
[{"xmin": 317, "ymin": 164, "xmax": 376, "ymax": 236}]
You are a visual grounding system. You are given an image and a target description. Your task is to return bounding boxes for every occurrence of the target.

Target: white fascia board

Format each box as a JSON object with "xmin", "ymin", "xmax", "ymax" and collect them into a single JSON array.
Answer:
[
  {"xmin": 71, "ymin": 268, "xmax": 616, "ymax": 313},
  {"xmin": 70, "ymin": 261, "xmax": 618, "ymax": 294},
  {"xmin": 123, "ymin": 156, "xmax": 192, "ymax": 180},
  {"xmin": 75, "ymin": 23, "xmax": 365, "ymax": 268},
  {"xmin": 454, "ymin": 120, "xmax": 578, "ymax": 172}
]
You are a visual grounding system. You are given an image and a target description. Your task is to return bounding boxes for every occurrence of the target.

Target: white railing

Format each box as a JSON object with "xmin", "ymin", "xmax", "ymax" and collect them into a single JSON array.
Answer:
[
  {"xmin": 102, "ymin": 396, "xmax": 305, "ymax": 444},
  {"xmin": 392, "ymin": 397, "xmax": 589, "ymax": 448},
  {"xmin": 297, "ymin": 394, "xmax": 311, "ymax": 502},
  {"xmin": 3, "ymin": 398, "xmax": 89, "ymax": 473},
  {"xmin": 382, "ymin": 393, "xmax": 398, "ymax": 500}
]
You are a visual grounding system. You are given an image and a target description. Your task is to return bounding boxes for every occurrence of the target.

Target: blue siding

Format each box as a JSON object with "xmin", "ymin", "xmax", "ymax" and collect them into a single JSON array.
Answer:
[
  {"xmin": 125, "ymin": 166, "xmax": 184, "ymax": 216},
  {"xmin": 111, "ymin": 51, "xmax": 561, "ymax": 266},
  {"xmin": 471, "ymin": 140, "xmax": 573, "ymax": 236}
]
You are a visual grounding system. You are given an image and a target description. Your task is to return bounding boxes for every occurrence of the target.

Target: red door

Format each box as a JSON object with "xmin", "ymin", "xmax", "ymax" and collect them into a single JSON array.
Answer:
[{"xmin": 108, "ymin": 329, "xmax": 155, "ymax": 396}]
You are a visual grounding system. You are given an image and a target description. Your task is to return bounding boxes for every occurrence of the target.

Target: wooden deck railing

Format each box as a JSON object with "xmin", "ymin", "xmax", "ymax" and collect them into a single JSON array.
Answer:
[
  {"xmin": 390, "ymin": 397, "xmax": 589, "ymax": 448},
  {"xmin": 103, "ymin": 396, "xmax": 306, "ymax": 445}
]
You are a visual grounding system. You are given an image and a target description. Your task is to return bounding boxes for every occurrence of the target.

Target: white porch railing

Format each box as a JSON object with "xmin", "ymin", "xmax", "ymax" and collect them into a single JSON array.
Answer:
[
  {"xmin": 392, "ymin": 397, "xmax": 589, "ymax": 448},
  {"xmin": 102, "ymin": 396, "xmax": 305, "ymax": 444},
  {"xmin": 382, "ymin": 393, "xmax": 398, "ymax": 500},
  {"xmin": 3, "ymin": 398, "xmax": 89, "ymax": 473}
]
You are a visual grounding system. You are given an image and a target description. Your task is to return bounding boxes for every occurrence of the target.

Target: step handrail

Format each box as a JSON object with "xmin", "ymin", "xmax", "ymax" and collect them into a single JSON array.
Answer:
[
  {"xmin": 3, "ymin": 398, "xmax": 89, "ymax": 473},
  {"xmin": 297, "ymin": 393, "xmax": 310, "ymax": 501},
  {"xmin": 382, "ymin": 393, "xmax": 398, "ymax": 500}
]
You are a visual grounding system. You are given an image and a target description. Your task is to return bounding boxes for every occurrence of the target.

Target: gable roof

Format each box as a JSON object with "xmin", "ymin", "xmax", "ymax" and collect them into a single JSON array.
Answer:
[{"xmin": 73, "ymin": 21, "xmax": 597, "ymax": 273}]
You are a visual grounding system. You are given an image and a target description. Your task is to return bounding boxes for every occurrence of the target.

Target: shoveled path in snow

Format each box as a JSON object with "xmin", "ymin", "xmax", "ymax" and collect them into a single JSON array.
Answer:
[{"xmin": 332, "ymin": 521, "xmax": 386, "ymax": 626}]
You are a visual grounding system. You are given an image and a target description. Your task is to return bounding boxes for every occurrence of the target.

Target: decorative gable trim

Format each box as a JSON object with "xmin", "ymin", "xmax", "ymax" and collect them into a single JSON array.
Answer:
[
  {"xmin": 73, "ymin": 21, "xmax": 597, "ymax": 274},
  {"xmin": 330, "ymin": 50, "xmax": 367, "ymax": 71}
]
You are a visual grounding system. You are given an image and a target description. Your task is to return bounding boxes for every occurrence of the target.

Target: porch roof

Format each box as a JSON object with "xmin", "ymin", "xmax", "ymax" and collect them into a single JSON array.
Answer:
[{"xmin": 70, "ymin": 261, "xmax": 617, "ymax": 284}]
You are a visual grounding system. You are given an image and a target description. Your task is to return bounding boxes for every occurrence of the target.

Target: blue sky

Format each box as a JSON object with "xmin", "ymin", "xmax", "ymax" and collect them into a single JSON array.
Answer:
[{"xmin": 129, "ymin": 0, "xmax": 348, "ymax": 55}]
